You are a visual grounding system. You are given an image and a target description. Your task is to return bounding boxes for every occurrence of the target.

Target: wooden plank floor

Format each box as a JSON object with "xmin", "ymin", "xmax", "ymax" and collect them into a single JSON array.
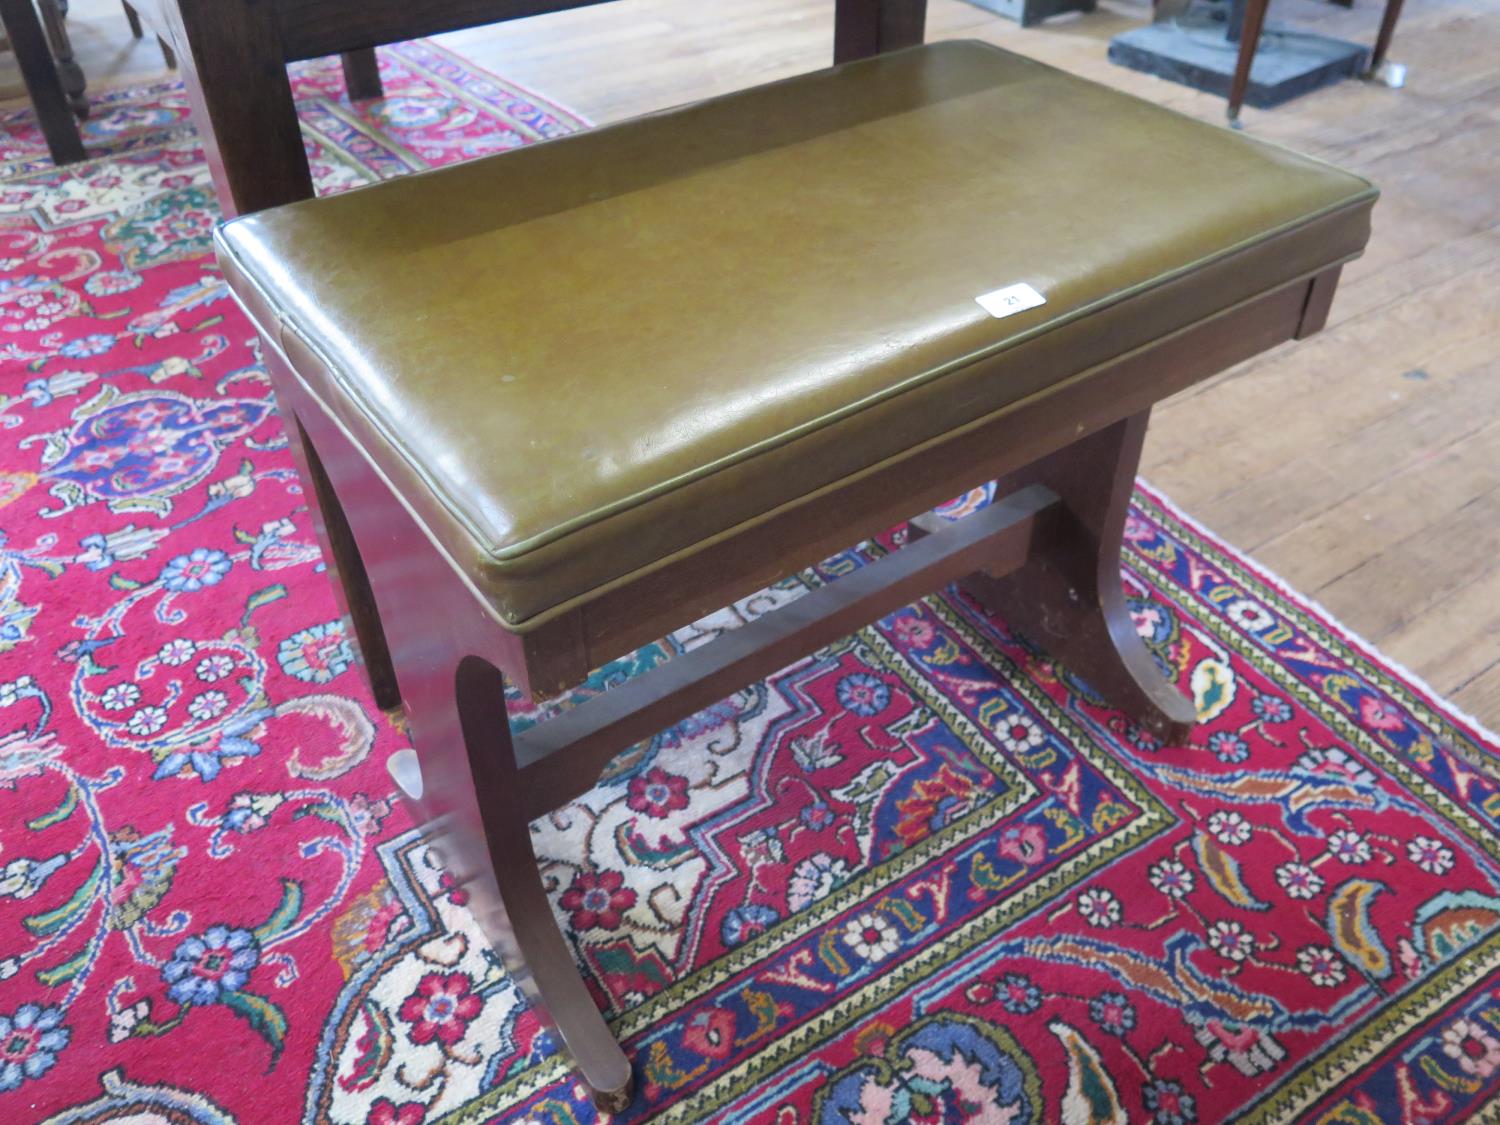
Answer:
[{"xmin": 9, "ymin": 0, "xmax": 1499, "ymax": 729}]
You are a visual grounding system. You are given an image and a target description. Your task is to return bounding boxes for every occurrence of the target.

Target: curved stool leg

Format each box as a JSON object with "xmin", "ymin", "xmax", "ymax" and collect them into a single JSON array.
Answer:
[
  {"xmin": 270, "ymin": 363, "xmax": 627, "ymax": 1105},
  {"xmin": 453, "ymin": 656, "xmax": 634, "ymax": 1112},
  {"xmin": 963, "ymin": 411, "xmax": 1197, "ymax": 744},
  {"xmin": 286, "ymin": 417, "xmax": 402, "ymax": 710}
]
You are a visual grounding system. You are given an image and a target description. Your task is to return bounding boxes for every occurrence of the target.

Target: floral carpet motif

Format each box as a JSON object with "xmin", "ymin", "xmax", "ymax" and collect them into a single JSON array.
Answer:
[{"xmin": 2, "ymin": 41, "xmax": 1499, "ymax": 1125}]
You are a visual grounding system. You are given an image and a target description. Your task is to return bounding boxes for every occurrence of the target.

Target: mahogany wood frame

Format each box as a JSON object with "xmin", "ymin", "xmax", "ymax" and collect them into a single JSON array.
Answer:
[
  {"xmin": 253, "ymin": 260, "xmax": 1343, "ymax": 1109},
  {"xmin": 120, "ymin": 0, "xmax": 928, "ymax": 216}
]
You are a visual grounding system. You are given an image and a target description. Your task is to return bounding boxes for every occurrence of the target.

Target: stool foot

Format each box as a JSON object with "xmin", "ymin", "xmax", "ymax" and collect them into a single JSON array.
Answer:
[
  {"xmin": 963, "ymin": 563, "xmax": 1197, "ymax": 744},
  {"xmin": 587, "ymin": 1071, "xmax": 635, "ymax": 1115},
  {"xmin": 965, "ymin": 411, "xmax": 1197, "ymax": 745}
]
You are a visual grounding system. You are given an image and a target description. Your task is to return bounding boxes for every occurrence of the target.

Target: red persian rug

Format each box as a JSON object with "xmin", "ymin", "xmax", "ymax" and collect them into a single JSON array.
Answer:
[{"xmin": 2, "ymin": 42, "xmax": 1499, "ymax": 1125}]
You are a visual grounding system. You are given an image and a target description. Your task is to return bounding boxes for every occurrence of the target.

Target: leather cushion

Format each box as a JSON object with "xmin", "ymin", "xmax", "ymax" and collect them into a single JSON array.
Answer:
[{"xmin": 217, "ymin": 40, "xmax": 1376, "ymax": 629}]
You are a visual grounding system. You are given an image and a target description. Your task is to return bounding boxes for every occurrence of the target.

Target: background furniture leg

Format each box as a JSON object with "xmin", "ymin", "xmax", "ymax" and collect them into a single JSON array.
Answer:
[
  {"xmin": 169, "ymin": 0, "xmax": 311, "ymax": 214},
  {"xmin": 121, "ymin": 0, "xmax": 140, "ymax": 36},
  {"xmin": 961, "ymin": 413, "xmax": 1199, "ymax": 744},
  {"xmin": 340, "ymin": 46, "xmax": 383, "ymax": 100},
  {"xmin": 1367, "ymin": 0, "xmax": 1405, "ymax": 73},
  {"xmin": 37, "ymin": 0, "xmax": 87, "ymax": 117},
  {"xmin": 0, "ymin": 0, "xmax": 85, "ymax": 163},
  {"xmin": 833, "ymin": 0, "xmax": 927, "ymax": 63},
  {"xmin": 1227, "ymin": 0, "xmax": 1270, "ymax": 125}
]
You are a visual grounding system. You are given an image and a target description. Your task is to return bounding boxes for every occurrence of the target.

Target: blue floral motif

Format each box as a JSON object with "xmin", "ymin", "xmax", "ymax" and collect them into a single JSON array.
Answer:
[
  {"xmin": 276, "ymin": 622, "xmax": 354, "ymax": 684},
  {"xmin": 160, "ymin": 276, "xmax": 228, "ymax": 314},
  {"xmin": 58, "ymin": 333, "xmax": 116, "ymax": 358},
  {"xmin": 83, "ymin": 270, "xmax": 143, "ymax": 297},
  {"xmin": 668, "ymin": 698, "xmax": 741, "ymax": 743},
  {"xmin": 1252, "ymin": 693, "xmax": 1294, "ymax": 724},
  {"xmin": 998, "ymin": 972, "xmax": 1043, "ymax": 1015},
  {"xmin": 720, "ymin": 904, "xmax": 781, "ymax": 947},
  {"xmin": 161, "ymin": 925, "xmax": 260, "ymax": 1005},
  {"xmin": 0, "ymin": 1004, "xmax": 70, "ymax": 1091},
  {"xmin": 1143, "ymin": 1077, "xmax": 1198, "ymax": 1124},
  {"xmin": 160, "ymin": 548, "xmax": 231, "ymax": 592},
  {"xmin": 40, "ymin": 391, "xmax": 272, "ymax": 514},
  {"xmin": 152, "ymin": 706, "xmax": 271, "ymax": 782},
  {"xmin": 800, "ymin": 801, "xmax": 835, "ymax": 830},
  {"xmin": 835, "ymin": 673, "xmax": 890, "ymax": 717},
  {"xmin": 817, "ymin": 1013, "xmax": 1040, "ymax": 1124},
  {"xmin": 1208, "ymin": 731, "xmax": 1250, "ymax": 763},
  {"xmin": 1090, "ymin": 991, "xmax": 1137, "ymax": 1036}
]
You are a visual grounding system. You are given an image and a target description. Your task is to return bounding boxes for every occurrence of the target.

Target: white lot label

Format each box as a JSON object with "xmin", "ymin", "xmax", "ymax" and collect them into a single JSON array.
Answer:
[{"xmin": 975, "ymin": 282, "xmax": 1046, "ymax": 320}]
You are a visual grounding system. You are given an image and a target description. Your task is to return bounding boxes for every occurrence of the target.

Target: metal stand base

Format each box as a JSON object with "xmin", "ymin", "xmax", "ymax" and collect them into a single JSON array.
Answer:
[
  {"xmin": 960, "ymin": 0, "xmax": 1095, "ymax": 28},
  {"xmin": 1109, "ymin": 3, "xmax": 1369, "ymax": 110}
]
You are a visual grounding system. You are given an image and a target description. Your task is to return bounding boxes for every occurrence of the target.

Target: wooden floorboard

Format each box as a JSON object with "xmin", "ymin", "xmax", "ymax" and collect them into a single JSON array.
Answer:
[{"xmin": 11, "ymin": 0, "xmax": 1498, "ymax": 731}]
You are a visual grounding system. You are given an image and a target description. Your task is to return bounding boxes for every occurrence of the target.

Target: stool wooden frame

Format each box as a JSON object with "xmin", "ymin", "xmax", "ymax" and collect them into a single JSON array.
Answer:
[{"xmin": 256, "ymin": 256, "xmax": 1343, "ymax": 1110}]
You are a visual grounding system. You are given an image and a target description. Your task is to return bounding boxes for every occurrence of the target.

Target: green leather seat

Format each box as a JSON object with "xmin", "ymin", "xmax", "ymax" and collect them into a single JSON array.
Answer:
[{"xmin": 217, "ymin": 40, "xmax": 1376, "ymax": 631}]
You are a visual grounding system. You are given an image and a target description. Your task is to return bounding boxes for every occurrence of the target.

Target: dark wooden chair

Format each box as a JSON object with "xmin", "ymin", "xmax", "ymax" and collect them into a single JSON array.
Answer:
[{"xmin": 118, "ymin": 0, "xmax": 927, "ymax": 216}]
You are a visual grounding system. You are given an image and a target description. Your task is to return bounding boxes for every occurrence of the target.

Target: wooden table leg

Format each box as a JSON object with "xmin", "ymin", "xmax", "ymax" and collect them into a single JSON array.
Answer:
[
  {"xmin": 168, "ymin": 0, "xmax": 313, "ymax": 214},
  {"xmin": 960, "ymin": 412, "xmax": 1198, "ymax": 744},
  {"xmin": 0, "ymin": 0, "xmax": 85, "ymax": 164},
  {"xmin": 833, "ymin": 0, "xmax": 927, "ymax": 63},
  {"xmin": 1226, "ymin": 0, "xmax": 1270, "ymax": 126},
  {"xmin": 340, "ymin": 47, "xmax": 384, "ymax": 101}
]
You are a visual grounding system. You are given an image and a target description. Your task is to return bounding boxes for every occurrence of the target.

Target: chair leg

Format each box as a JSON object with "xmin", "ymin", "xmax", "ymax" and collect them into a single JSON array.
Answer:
[
  {"xmin": 341, "ymin": 47, "xmax": 384, "ymax": 102},
  {"xmin": 453, "ymin": 656, "xmax": 635, "ymax": 1113},
  {"xmin": 0, "ymin": 0, "xmax": 85, "ymax": 163},
  {"xmin": 285, "ymin": 416, "xmax": 403, "ymax": 711},
  {"xmin": 1367, "ymin": 0, "xmax": 1405, "ymax": 74},
  {"xmin": 1226, "ymin": 0, "xmax": 1270, "ymax": 126},
  {"xmin": 122, "ymin": 0, "xmax": 142, "ymax": 37},
  {"xmin": 961, "ymin": 411, "xmax": 1198, "ymax": 744},
  {"xmin": 37, "ymin": 0, "xmax": 88, "ymax": 119}
]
